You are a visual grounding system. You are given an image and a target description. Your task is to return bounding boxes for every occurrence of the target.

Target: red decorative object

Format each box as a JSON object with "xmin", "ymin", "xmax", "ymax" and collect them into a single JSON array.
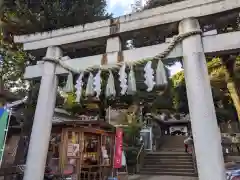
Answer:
[{"xmin": 114, "ymin": 128, "xmax": 123, "ymax": 168}]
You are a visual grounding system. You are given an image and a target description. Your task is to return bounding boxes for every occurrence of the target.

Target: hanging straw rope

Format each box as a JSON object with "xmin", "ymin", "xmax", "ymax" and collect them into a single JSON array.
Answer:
[{"xmin": 43, "ymin": 30, "xmax": 202, "ymax": 73}]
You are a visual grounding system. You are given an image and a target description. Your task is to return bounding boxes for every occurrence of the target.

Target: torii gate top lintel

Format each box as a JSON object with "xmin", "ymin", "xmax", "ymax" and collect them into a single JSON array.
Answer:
[{"xmin": 14, "ymin": 0, "xmax": 240, "ymax": 51}]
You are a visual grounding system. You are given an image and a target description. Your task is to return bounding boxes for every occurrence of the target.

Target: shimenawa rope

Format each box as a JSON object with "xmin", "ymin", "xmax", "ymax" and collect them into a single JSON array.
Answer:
[{"xmin": 43, "ymin": 30, "xmax": 202, "ymax": 73}]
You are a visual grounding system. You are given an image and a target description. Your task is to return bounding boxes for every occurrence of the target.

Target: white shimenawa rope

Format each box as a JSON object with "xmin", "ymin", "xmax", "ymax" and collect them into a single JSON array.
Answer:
[{"xmin": 43, "ymin": 30, "xmax": 202, "ymax": 72}]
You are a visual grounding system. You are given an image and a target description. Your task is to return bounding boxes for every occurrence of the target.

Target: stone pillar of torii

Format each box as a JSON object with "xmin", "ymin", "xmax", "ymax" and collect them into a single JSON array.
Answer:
[{"xmin": 13, "ymin": 0, "xmax": 240, "ymax": 179}]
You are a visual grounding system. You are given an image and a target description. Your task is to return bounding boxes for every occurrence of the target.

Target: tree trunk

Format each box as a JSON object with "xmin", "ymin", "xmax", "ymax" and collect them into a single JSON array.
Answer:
[
  {"xmin": 233, "ymin": 78, "xmax": 240, "ymax": 97},
  {"xmin": 227, "ymin": 80, "xmax": 240, "ymax": 121}
]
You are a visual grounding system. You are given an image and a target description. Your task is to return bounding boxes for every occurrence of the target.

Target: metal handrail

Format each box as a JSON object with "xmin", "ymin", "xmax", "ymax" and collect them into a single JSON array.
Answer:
[
  {"xmin": 136, "ymin": 142, "xmax": 145, "ymax": 173},
  {"xmin": 190, "ymin": 145, "xmax": 198, "ymax": 174},
  {"xmin": 136, "ymin": 143, "xmax": 144, "ymax": 163}
]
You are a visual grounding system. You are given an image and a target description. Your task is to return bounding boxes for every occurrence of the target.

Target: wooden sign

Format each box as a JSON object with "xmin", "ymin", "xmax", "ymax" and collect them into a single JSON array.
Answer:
[
  {"xmin": 67, "ymin": 143, "xmax": 80, "ymax": 157},
  {"xmin": 67, "ymin": 143, "xmax": 74, "ymax": 156},
  {"xmin": 77, "ymin": 115, "xmax": 98, "ymax": 121}
]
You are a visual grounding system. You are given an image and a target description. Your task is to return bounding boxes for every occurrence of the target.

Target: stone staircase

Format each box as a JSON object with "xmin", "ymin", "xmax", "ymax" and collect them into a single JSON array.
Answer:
[
  {"xmin": 140, "ymin": 151, "xmax": 197, "ymax": 176},
  {"xmin": 140, "ymin": 136, "xmax": 197, "ymax": 176},
  {"xmin": 160, "ymin": 136, "xmax": 186, "ymax": 149}
]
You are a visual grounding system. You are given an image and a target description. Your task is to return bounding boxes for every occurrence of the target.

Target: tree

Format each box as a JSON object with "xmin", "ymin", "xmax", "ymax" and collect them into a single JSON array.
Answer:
[
  {"xmin": 0, "ymin": 0, "xmax": 111, "ymax": 90},
  {"xmin": 3, "ymin": 0, "xmax": 111, "ymax": 34},
  {"xmin": 210, "ymin": 57, "xmax": 240, "ymax": 120},
  {"xmin": 0, "ymin": 0, "xmax": 111, "ymax": 167},
  {"xmin": 0, "ymin": 0, "xmax": 111, "ymax": 88},
  {"xmin": 172, "ymin": 57, "xmax": 240, "ymax": 121},
  {"xmin": 0, "ymin": 38, "xmax": 30, "ymax": 91},
  {"xmin": 144, "ymin": 0, "xmax": 183, "ymax": 9},
  {"xmin": 131, "ymin": 0, "xmax": 143, "ymax": 13},
  {"xmin": 139, "ymin": 0, "xmax": 240, "ymax": 122}
]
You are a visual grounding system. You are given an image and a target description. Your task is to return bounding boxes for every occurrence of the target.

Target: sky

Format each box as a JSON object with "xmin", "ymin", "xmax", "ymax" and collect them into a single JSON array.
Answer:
[
  {"xmin": 106, "ymin": 0, "xmax": 147, "ymax": 17},
  {"xmin": 106, "ymin": 0, "xmax": 183, "ymax": 76}
]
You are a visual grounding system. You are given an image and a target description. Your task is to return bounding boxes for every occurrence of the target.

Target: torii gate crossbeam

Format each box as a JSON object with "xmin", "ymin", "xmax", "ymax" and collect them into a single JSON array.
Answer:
[{"xmin": 14, "ymin": 0, "xmax": 240, "ymax": 51}]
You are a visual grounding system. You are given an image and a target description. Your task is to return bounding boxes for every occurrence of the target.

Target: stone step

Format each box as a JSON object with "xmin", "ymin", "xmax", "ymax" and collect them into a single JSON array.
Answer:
[
  {"xmin": 146, "ymin": 152, "xmax": 190, "ymax": 155},
  {"xmin": 143, "ymin": 164, "xmax": 194, "ymax": 169},
  {"xmin": 146, "ymin": 152, "xmax": 191, "ymax": 155},
  {"xmin": 140, "ymin": 167, "xmax": 195, "ymax": 173},
  {"xmin": 144, "ymin": 161, "xmax": 193, "ymax": 166},
  {"xmin": 144, "ymin": 159, "xmax": 193, "ymax": 164},
  {"xmin": 144, "ymin": 156, "xmax": 192, "ymax": 160},
  {"xmin": 162, "ymin": 143, "xmax": 185, "ymax": 146},
  {"xmin": 159, "ymin": 149, "xmax": 187, "ymax": 152},
  {"xmin": 145, "ymin": 153, "xmax": 191, "ymax": 156},
  {"xmin": 139, "ymin": 171, "xmax": 197, "ymax": 177}
]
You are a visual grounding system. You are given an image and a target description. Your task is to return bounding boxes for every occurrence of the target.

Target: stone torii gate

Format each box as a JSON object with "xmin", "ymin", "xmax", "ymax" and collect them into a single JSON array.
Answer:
[{"xmin": 13, "ymin": 0, "xmax": 240, "ymax": 180}]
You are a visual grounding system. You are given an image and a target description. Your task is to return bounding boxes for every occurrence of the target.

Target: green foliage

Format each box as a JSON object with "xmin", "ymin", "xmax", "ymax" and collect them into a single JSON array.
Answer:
[
  {"xmin": 171, "ymin": 57, "xmax": 240, "ymax": 121},
  {"xmin": 124, "ymin": 146, "xmax": 138, "ymax": 166},
  {"xmin": 144, "ymin": 0, "xmax": 184, "ymax": 9},
  {"xmin": 172, "ymin": 57, "xmax": 240, "ymax": 87},
  {"xmin": 0, "ymin": 0, "xmax": 110, "ymax": 95},
  {"xmin": 123, "ymin": 123, "xmax": 141, "ymax": 166},
  {"xmin": 3, "ymin": 0, "xmax": 111, "ymax": 34},
  {"xmin": 0, "ymin": 28, "xmax": 31, "ymax": 90},
  {"xmin": 123, "ymin": 123, "xmax": 141, "ymax": 147}
]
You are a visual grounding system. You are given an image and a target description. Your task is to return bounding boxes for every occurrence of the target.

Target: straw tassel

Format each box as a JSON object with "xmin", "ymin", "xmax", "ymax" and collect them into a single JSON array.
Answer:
[
  {"xmin": 156, "ymin": 60, "xmax": 168, "ymax": 85},
  {"xmin": 86, "ymin": 73, "xmax": 94, "ymax": 96},
  {"xmin": 63, "ymin": 72, "xmax": 74, "ymax": 93},
  {"xmin": 127, "ymin": 66, "xmax": 137, "ymax": 95},
  {"xmin": 118, "ymin": 63, "xmax": 128, "ymax": 95},
  {"xmin": 75, "ymin": 72, "xmax": 84, "ymax": 102},
  {"xmin": 105, "ymin": 70, "xmax": 116, "ymax": 97},
  {"xmin": 93, "ymin": 70, "xmax": 102, "ymax": 98},
  {"xmin": 144, "ymin": 61, "xmax": 155, "ymax": 92}
]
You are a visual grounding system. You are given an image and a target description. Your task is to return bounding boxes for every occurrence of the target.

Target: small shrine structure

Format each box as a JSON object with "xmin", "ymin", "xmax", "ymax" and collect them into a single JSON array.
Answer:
[{"xmin": 48, "ymin": 110, "xmax": 116, "ymax": 180}]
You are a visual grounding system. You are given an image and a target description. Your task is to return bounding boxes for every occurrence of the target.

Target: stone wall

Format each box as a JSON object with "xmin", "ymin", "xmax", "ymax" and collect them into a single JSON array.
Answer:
[{"xmin": 219, "ymin": 122, "xmax": 240, "ymax": 133}]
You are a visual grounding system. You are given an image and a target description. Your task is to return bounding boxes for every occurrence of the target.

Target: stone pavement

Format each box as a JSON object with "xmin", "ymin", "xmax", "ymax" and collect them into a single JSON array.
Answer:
[{"xmin": 128, "ymin": 175, "xmax": 198, "ymax": 180}]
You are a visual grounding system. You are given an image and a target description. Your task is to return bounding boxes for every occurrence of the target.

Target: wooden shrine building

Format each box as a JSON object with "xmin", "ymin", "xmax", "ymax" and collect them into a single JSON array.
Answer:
[{"xmin": 48, "ymin": 110, "xmax": 116, "ymax": 180}]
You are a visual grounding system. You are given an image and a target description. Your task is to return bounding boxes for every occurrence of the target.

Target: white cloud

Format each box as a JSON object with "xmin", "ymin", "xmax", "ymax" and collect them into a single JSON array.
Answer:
[
  {"xmin": 107, "ymin": 0, "xmax": 147, "ymax": 15},
  {"xmin": 168, "ymin": 62, "xmax": 183, "ymax": 76}
]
